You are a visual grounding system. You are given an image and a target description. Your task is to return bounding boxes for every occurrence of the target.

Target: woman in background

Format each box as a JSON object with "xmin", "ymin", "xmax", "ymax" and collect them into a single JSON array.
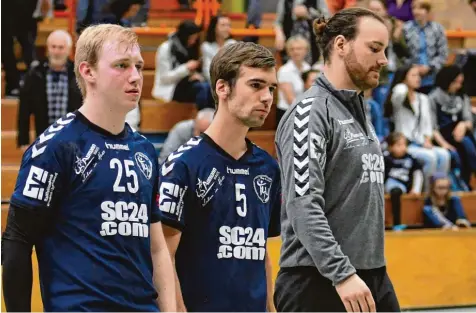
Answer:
[
  {"xmin": 384, "ymin": 65, "xmax": 451, "ymax": 190},
  {"xmin": 430, "ymin": 65, "xmax": 476, "ymax": 189}
]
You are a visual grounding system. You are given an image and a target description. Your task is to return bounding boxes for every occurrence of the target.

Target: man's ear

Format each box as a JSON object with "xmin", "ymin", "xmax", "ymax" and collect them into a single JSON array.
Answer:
[
  {"xmin": 79, "ymin": 61, "xmax": 96, "ymax": 85},
  {"xmin": 215, "ymin": 79, "xmax": 230, "ymax": 99},
  {"xmin": 333, "ymin": 35, "xmax": 349, "ymax": 57}
]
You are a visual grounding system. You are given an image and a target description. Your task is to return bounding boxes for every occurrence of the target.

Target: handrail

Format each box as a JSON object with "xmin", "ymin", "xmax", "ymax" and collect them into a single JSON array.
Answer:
[{"xmin": 133, "ymin": 26, "xmax": 476, "ymax": 38}]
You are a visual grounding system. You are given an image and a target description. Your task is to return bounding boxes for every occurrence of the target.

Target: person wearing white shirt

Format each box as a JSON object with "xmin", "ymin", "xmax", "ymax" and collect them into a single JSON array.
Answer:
[
  {"xmin": 201, "ymin": 15, "xmax": 236, "ymax": 82},
  {"xmin": 384, "ymin": 65, "xmax": 450, "ymax": 190},
  {"xmin": 277, "ymin": 35, "xmax": 311, "ymax": 125}
]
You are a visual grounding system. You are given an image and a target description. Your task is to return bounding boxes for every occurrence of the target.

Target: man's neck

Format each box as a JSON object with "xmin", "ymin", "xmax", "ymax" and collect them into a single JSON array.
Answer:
[
  {"xmin": 204, "ymin": 108, "xmax": 249, "ymax": 160},
  {"xmin": 49, "ymin": 63, "xmax": 67, "ymax": 72},
  {"xmin": 322, "ymin": 63, "xmax": 360, "ymax": 91},
  {"xmin": 79, "ymin": 96, "xmax": 127, "ymax": 135},
  {"xmin": 416, "ymin": 19, "xmax": 428, "ymax": 27}
]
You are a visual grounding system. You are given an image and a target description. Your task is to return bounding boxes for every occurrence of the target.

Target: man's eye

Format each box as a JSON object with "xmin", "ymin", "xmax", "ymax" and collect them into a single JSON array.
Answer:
[
  {"xmin": 370, "ymin": 47, "xmax": 380, "ymax": 53},
  {"xmin": 251, "ymin": 83, "xmax": 261, "ymax": 89},
  {"xmin": 116, "ymin": 63, "xmax": 127, "ymax": 69}
]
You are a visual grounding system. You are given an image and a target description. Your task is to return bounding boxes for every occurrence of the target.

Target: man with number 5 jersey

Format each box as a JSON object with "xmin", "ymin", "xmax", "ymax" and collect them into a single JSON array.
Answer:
[
  {"xmin": 159, "ymin": 42, "xmax": 281, "ymax": 312},
  {"xmin": 2, "ymin": 24, "xmax": 175, "ymax": 312}
]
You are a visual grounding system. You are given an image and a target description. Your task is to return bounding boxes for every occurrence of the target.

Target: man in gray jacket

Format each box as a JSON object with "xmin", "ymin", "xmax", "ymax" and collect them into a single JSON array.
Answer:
[
  {"xmin": 158, "ymin": 108, "xmax": 214, "ymax": 164},
  {"xmin": 274, "ymin": 8, "xmax": 400, "ymax": 312}
]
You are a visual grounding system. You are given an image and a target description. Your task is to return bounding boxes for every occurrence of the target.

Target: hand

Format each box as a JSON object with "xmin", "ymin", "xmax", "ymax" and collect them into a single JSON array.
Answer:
[
  {"xmin": 186, "ymin": 60, "xmax": 201, "ymax": 71},
  {"xmin": 293, "ymin": 4, "xmax": 309, "ymax": 18},
  {"xmin": 392, "ymin": 20, "xmax": 403, "ymax": 39},
  {"xmin": 417, "ymin": 65, "xmax": 430, "ymax": 76},
  {"xmin": 189, "ymin": 72, "xmax": 204, "ymax": 82},
  {"xmin": 443, "ymin": 143, "xmax": 457, "ymax": 152},
  {"xmin": 275, "ymin": 32, "xmax": 285, "ymax": 51},
  {"xmin": 20, "ymin": 145, "xmax": 29, "ymax": 152},
  {"xmin": 452, "ymin": 122, "xmax": 467, "ymax": 142},
  {"xmin": 408, "ymin": 191, "xmax": 420, "ymax": 197},
  {"xmin": 335, "ymin": 274, "xmax": 376, "ymax": 312},
  {"xmin": 423, "ymin": 138, "xmax": 433, "ymax": 149},
  {"xmin": 456, "ymin": 218, "xmax": 471, "ymax": 228}
]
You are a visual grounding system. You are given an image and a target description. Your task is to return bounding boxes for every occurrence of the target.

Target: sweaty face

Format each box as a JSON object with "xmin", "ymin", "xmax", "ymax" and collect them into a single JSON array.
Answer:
[
  {"xmin": 94, "ymin": 40, "xmax": 144, "ymax": 113},
  {"xmin": 47, "ymin": 36, "xmax": 70, "ymax": 68},
  {"xmin": 343, "ymin": 17, "xmax": 389, "ymax": 91},
  {"xmin": 227, "ymin": 66, "xmax": 277, "ymax": 128}
]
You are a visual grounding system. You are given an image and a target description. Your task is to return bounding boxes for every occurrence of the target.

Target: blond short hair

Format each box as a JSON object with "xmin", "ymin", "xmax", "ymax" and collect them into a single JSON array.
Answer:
[
  {"xmin": 74, "ymin": 24, "xmax": 139, "ymax": 97},
  {"xmin": 285, "ymin": 35, "xmax": 310, "ymax": 54}
]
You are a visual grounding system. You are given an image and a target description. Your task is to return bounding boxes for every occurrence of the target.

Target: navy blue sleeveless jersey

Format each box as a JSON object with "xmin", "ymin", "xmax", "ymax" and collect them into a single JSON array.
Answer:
[
  {"xmin": 10, "ymin": 112, "xmax": 161, "ymax": 312},
  {"xmin": 158, "ymin": 133, "xmax": 281, "ymax": 312}
]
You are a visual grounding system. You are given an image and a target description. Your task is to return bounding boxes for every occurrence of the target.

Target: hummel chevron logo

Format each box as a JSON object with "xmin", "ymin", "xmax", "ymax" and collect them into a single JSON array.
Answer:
[
  {"xmin": 294, "ymin": 115, "xmax": 309, "ymax": 129},
  {"xmin": 32, "ymin": 113, "xmax": 75, "ymax": 158},
  {"xmin": 294, "ymin": 129, "xmax": 308, "ymax": 142},
  {"xmin": 296, "ymin": 104, "xmax": 312, "ymax": 115},
  {"xmin": 294, "ymin": 157, "xmax": 309, "ymax": 170},
  {"xmin": 161, "ymin": 137, "xmax": 202, "ymax": 176},
  {"xmin": 294, "ymin": 171, "xmax": 309, "ymax": 183},
  {"xmin": 295, "ymin": 182, "xmax": 310, "ymax": 196},
  {"xmin": 293, "ymin": 143, "xmax": 308, "ymax": 156}
]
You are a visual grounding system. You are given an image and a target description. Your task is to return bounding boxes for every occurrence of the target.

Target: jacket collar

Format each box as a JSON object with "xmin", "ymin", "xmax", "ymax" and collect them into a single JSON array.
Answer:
[{"xmin": 315, "ymin": 73, "xmax": 363, "ymax": 107}]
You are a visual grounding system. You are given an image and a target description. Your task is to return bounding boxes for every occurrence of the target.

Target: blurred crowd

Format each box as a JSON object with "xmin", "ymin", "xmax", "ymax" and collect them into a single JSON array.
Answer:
[{"xmin": 2, "ymin": 0, "xmax": 475, "ymax": 230}]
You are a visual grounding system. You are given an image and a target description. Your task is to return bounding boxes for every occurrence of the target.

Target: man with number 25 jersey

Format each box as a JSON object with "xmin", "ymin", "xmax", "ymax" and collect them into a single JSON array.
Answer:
[
  {"xmin": 2, "ymin": 25, "xmax": 175, "ymax": 312},
  {"xmin": 159, "ymin": 42, "xmax": 281, "ymax": 312}
]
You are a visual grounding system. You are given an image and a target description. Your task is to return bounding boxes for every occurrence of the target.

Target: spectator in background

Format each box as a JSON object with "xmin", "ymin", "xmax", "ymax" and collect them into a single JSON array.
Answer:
[
  {"xmin": 76, "ymin": 0, "xmax": 147, "ymax": 34},
  {"xmin": 387, "ymin": 0, "xmax": 414, "ymax": 22},
  {"xmin": 430, "ymin": 65, "xmax": 476, "ymax": 189},
  {"xmin": 423, "ymin": 173, "xmax": 471, "ymax": 229},
  {"xmin": 277, "ymin": 36, "xmax": 311, "ymax": 124},
  {"xmin": 368, "ymin": 0, "xmax": 409, "ymax": 105},
  {"xmin": 201, "ymin": 15, "xmax": 235, "ymax": 82},
  {"xmin": 152, "ymin": 20, "xmax": 212, "ymax": 109},
  {"xmin": 158, "ymin": 108, "xmax": 215, "ymax": 164},
  {"xmin": 1, "ymin": 0, "xmax": 41, "ymax": 98},
  {"xmin": 302, "ymin": 69, "xmax": 319, "ymax": 90},
  {"xmin": 17, "ymin": 30, "xmax": 82, "ymax": 148},
  {"xmin": 384, "ymin": 132, "xmax": 423, "ymax": 230},
  {"xmin": 274, "ymin": 0, "xmax": 330, "ymax": 64},
  {"xmin": 402, "ymin": 0, "xmax": 448, "ymax": 94},
  {"xmin": 326, "ymin": 0, "xmax": 356, "ymax": 15},
  {"xmin": 384, "ymin": 65, "xmax": 450, "ymax": 191},
  {"xmin": 470, "ymin": 0, "xmax": 476, "ymax": 13},
  {"xmin": 364, "ymin": 89, "xmax": 388, "ymax": 142}
]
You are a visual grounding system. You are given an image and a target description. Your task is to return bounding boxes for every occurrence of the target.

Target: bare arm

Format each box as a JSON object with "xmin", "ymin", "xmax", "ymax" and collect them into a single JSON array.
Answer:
[
  {"xmin": 162, "ymin": 224, "xmax": 187, "ymax": 312},
  {"xmin": 279, "ymin": 82, "xmax": 296, "ymax": 106},
  {"xmin": 150, "ymin": 222, "xmax": 176, "ymax": 312},
  {"xmin": 265, "ymin": 251, "xmax": 276, "ymax": 312}
]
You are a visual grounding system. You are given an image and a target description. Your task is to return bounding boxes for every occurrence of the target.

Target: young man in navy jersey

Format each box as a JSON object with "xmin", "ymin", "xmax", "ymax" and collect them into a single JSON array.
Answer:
[
  {"xmin": 158, "ymin": 41, "xmax": 281, "ymax": 312},
  {"xmin": 2, "ymin": 24, "xmax": 175, "ymax": 312}
]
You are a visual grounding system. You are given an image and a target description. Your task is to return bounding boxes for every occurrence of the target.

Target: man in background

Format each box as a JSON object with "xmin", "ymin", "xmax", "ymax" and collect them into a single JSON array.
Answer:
[{"xmin": 158, "ymin": 108, "xmax": 215, "ymax": 164}]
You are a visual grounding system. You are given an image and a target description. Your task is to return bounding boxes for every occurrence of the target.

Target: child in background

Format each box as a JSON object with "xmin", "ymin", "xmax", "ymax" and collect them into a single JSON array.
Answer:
[
  {"xmin": 423, "ymin": 173, "xmax": 471, "ymax": 229},
  {"xmin": 384, "ymin": 132, "xmax": 424, "ymax": 230}
]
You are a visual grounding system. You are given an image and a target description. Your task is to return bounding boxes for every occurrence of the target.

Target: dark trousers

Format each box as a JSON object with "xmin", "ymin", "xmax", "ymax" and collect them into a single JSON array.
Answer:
[
  {"xmin": 274, "ymin": 266, "xmax": 400, "ymax": 312},
  {"xmin": 443, "ymin": 131, "xmax": 476, "ymax": 188},
  {"xmin": 1, "ymin": 21, "xmax": 37, "ymax": 92},
  {"xmin": 172, "ymin": 77, "xmax": 214, "ymax": 110}
]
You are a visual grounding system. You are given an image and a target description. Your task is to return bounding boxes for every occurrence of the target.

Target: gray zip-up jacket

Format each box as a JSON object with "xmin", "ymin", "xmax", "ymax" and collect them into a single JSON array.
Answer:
[{"xmin": 275, "ymin": 74, "xmax": 386, "ymax": 286}]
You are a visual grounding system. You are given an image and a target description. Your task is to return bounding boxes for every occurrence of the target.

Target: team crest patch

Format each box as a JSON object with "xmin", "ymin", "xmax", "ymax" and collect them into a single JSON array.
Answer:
[
  {"xmin": 253, "ymin": 175, "xmax": 272, "ymax": 204},
  {"xmin": 135, "ymin": 152, "xmax": 153, "ymax": 180}
]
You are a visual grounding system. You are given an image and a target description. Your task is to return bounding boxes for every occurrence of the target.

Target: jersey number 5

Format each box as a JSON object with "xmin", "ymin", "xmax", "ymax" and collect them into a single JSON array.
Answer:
[
  {"xmin": 235, "ymin": 183, "xmax": 247, "ymax": 217},
  {"xmin": 110, "ymin": 158, "xmax": 139, "ymax": 193}
]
